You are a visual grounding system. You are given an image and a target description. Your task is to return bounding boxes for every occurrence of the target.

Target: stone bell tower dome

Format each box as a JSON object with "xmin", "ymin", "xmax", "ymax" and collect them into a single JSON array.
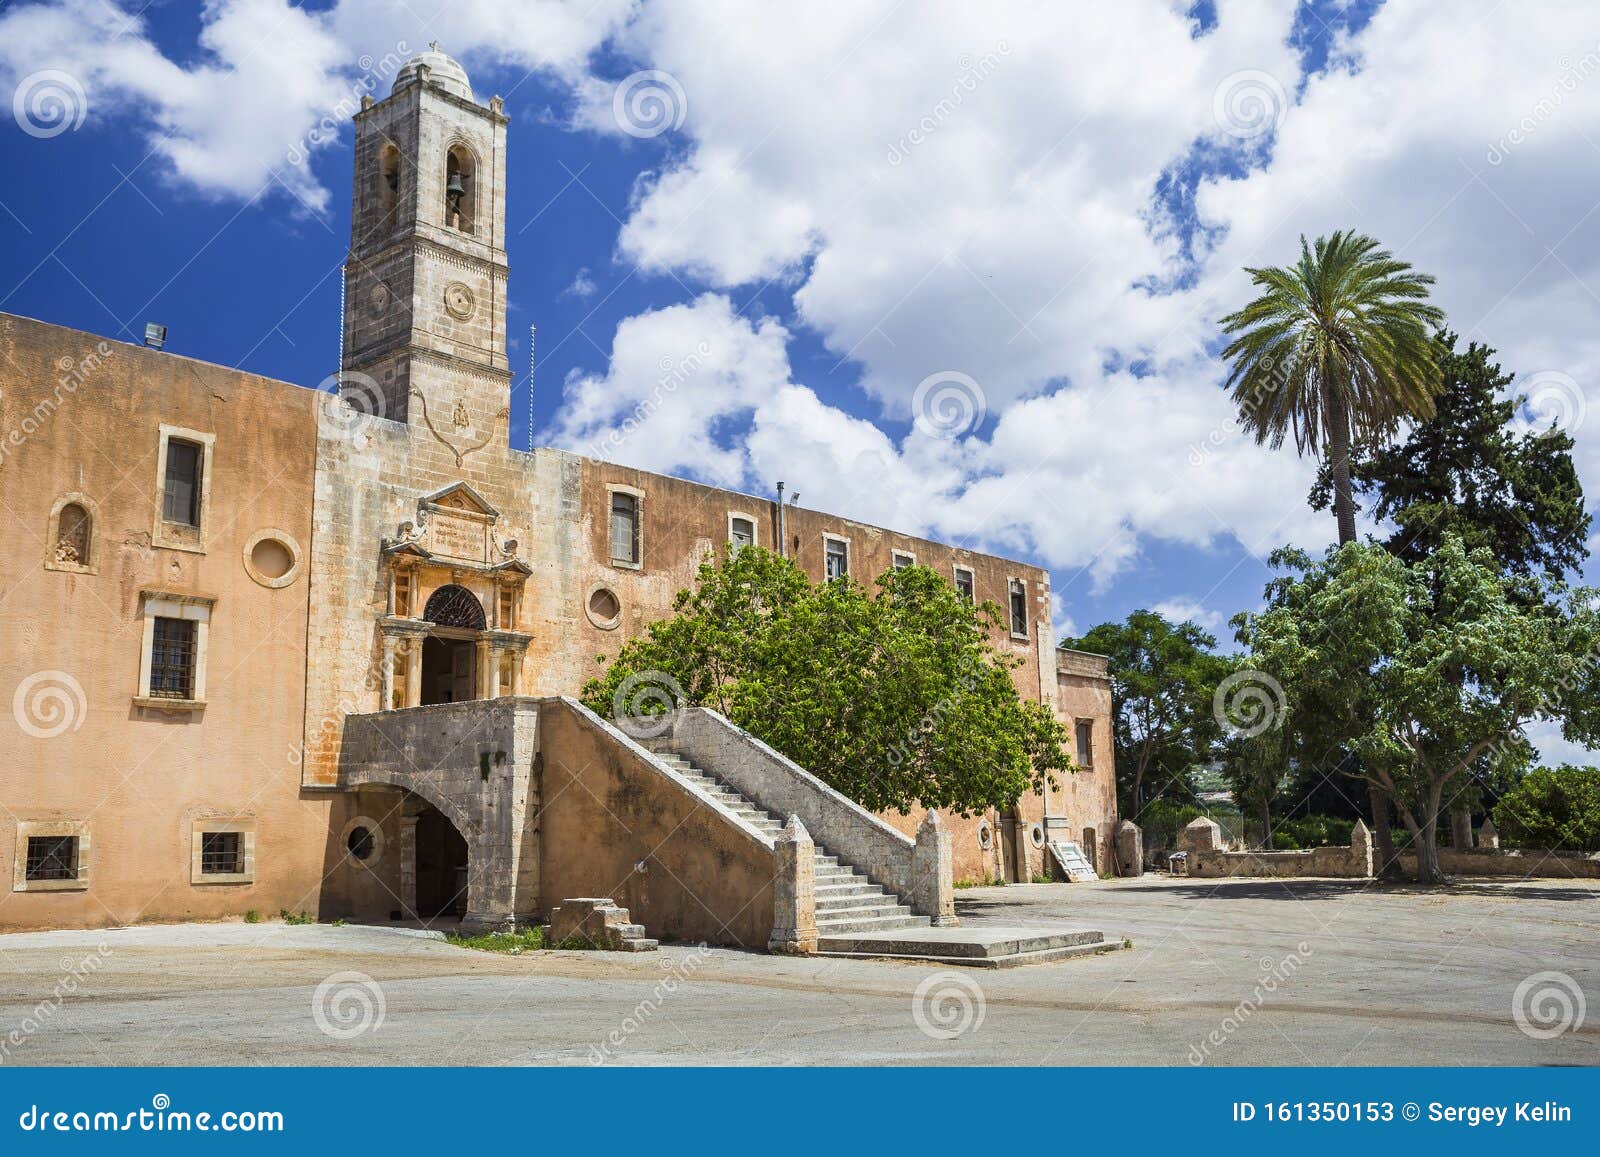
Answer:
[{"xmin": 340, "ymin": 42, "xmax": 509, "ymax": 433}]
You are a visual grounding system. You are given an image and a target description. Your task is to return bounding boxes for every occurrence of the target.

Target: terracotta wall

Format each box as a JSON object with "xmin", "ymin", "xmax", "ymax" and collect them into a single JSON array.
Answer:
[{"xmin": 0, "ymin": 313, "xmax": 336, "ymax": 930}]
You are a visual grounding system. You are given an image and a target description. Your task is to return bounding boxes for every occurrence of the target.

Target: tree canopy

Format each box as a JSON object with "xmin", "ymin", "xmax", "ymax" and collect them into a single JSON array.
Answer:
[
  {"xmin": 1064, "ymin": 611, "xmax": 1232, "ymax": 815},
  {"xmin": 1234, "ymin": 536, "xmax": 1600, "ymax": 881},
  {"xmin": 582, "ymin": 546, "xmax": 1070, "ymax": 815}
]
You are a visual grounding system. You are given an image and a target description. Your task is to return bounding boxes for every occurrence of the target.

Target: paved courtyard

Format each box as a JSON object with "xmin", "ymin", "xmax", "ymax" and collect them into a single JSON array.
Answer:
[{"xmin": 0, "ymin": 877, "xmax": 1594, "ymax": 1066}]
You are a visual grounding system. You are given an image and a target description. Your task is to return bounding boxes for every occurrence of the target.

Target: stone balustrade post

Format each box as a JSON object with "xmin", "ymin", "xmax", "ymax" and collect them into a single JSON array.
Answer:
[
  {"xmin": 911, "ymin": 810, "xmax": 957, "ymax": 926},
  {"xmin": 769, "ymin": 815, "xmax": 817, "ymax": 954}
]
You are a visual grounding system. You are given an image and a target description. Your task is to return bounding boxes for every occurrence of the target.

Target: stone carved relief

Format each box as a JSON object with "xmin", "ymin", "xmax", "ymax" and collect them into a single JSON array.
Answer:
[{"xmin": 409, "ymin": 388, "xmax": 508, "ymax": 467}]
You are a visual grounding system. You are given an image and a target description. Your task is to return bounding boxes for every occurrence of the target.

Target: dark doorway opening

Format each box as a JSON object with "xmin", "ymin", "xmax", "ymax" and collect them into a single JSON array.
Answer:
[
  {"xmin": 415, "ymin": 805, "xmax": 469, "ymax": 920},
  {"xmin": 421, "ymin": 635, "xmax": 477, "ymax": 705}
]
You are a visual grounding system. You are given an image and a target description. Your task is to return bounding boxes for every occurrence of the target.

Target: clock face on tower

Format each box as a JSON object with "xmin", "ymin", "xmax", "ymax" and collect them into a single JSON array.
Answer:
[{"xmin": 443, "ymin": 281, "xmax": 477, "ymax": 321}]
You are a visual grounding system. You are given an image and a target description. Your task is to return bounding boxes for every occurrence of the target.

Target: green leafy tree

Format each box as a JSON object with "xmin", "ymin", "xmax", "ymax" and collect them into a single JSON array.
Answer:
[
  {"xmin": 1492, "ymin": 766, "xmax": 1600, "ymax": 852},
  {"xmin": 1315, "ymin": 332, "xmax": 1591, "ymax": 582},
  {"xmin": 1236, "ymin": 536, "xmax": 1600, "ymax": 883},
  {"xmin": 1065, "ymin": 611, "xmax": 1232, "ymax": 816},
  {"xmin": 1220, "ymin": 231, "xmax": 1444, "ymax": 870},
  {"xmin": 582, "ymin": 547, "xmax": 1069, "ymax": 814}
]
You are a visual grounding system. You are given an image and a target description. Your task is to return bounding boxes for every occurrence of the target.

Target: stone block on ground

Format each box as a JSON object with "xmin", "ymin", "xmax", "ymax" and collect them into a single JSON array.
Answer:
[{"xmin": 548, "ymin": 897, "xmax": 658, "ymax": 951}]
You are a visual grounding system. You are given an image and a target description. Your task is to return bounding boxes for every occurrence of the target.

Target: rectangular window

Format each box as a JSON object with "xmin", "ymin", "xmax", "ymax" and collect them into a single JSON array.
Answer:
[
  {"xmin": 824, "ymin": 537, "xmax": 849, "ymax": 581},
  {"xmin": 1009, "ymin": 578, "xmax": 1029, "ymax": 637},
  {"xmin": 162, "ymin": 439, "xmax": 203, "ymax": 526},
  {"xmin": 1075, "ymin": 721, "xmax": 1094, "ymax": 767},
  {"xmin": 498, "ymin": 588, "xmax": 515, "ymax": 628},
  {"xmin": 954, "ymin": 566, "xmax": 975, "ymax": 603},
  {"xmin": 25, "ymin": 836, "xmax": 78, "ymax": 882},
  {"xmin": 610, "ymin": 492, "xmax": 640, "ymax": 565},
  {"xmin": 891, "ymin": 551, "xmax": 915, "ymax": 569},
  {"xmin": 200, "ymin": 831, "xmax": 243, "ymax": 875},
  {"xmin": 394, "ymin": 572, "xmax": 413, "ymax": 617},
  {"xmin": 729, "ymin": 516, "xmax": 755, "ymax": 553},
  {"xmin": 150, "ymin": 617, "xmax": 198, "ymax": 699}
]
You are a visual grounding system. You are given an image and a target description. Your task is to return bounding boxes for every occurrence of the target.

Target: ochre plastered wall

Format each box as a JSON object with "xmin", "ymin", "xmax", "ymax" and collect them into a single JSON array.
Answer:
[{"xmin": 0, "ymin": 313, "xmax": 341, "ymax": 930}]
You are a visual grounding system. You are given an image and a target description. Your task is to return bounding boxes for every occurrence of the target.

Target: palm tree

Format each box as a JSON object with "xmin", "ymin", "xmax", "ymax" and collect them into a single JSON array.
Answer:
[{"xmin": 1219, "ymin": 231, "xmax": 1444, "ymax": 545}]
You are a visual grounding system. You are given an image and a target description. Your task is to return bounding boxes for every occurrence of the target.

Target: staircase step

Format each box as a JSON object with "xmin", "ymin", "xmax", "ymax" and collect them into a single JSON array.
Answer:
[
  {"xmin": 814, "ymin": 913, "xmax": 931, "ymax": 934},
  {"xmin": 815, "ymin": 926, "xmax": 1122, "ymax": 968}
]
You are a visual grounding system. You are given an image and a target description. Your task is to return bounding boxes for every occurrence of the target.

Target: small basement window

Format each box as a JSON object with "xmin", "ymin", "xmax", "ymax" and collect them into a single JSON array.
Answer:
[
  {"xmin": 200, "ymin": 831, "xmax": 243, "ymax": 875},
  {"xmin": 25, "ymin": 836, "xmax": 78, "ymax": 882}
]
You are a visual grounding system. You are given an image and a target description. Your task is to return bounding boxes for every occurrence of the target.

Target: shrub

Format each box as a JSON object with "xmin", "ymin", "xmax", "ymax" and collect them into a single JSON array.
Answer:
[
  {"xmin": 1493, "ymin": 765, "xmax": 1600, "ymax": 852},
  {"xmin": 1269, "ymin": 815, "xmax": 1355, "ymax": 850}
]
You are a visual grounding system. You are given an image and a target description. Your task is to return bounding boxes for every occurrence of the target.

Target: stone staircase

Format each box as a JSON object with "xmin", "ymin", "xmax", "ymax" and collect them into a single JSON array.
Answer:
[{"xmin": 654, "ymin": 751, "xmax": 930, "ymax": 936}]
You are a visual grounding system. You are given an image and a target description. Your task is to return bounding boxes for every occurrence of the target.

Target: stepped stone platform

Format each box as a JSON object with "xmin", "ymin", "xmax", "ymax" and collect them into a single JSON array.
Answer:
[{"xmin": 816, "ymin": 924, "xmax": 1126, "ymax": 968}]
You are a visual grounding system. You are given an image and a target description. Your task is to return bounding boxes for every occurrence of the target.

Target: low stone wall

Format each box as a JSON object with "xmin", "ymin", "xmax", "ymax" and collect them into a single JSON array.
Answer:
[
  {"xmin": 538, "ymin": 699, "xmax": 781, "ymax": 949},
  {"xmin": 661, "ymin": 707, "xmax": 954, "ymax": 922},
  {"xmin": 1178, "ymin": 817, "xmax": 1374, "ymax": 879},
  {"xmin": 1397, "ymin": 847, "xmax": 1600, "ymax": 879}
]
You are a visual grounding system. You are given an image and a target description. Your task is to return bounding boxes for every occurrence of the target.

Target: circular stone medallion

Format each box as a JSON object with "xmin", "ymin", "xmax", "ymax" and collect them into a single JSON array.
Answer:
[{"xmin": 443, "ymin": 281, "xmax": 476, "ymax": 320}]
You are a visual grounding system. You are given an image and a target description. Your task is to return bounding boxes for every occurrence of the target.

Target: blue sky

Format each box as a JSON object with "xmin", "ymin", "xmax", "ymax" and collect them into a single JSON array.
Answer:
[{"xmin": 2, "ymin": 0, "xmax": 1595, "ymax": 698}]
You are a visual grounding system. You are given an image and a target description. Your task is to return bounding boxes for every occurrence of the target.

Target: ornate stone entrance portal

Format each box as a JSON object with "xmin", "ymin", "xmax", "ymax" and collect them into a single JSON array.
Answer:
[{"xmin": 376, "ymin": 483, "xmax": 531, "ymax": 712}]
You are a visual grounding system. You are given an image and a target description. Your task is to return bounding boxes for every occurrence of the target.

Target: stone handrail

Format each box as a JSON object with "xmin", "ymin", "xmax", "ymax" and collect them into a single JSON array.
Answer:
[{"xmin": 658, "ymin": 707, "xmax": 954, "ymax": 923}]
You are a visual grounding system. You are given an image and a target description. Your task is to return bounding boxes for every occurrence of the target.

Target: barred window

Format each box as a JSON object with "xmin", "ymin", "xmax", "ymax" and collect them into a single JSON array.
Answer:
[
  {"xmin": 200, "ymin": 831, "xmax": 242, "ymax": 875},
  {"xmin": 163, "ymin": 439, "xmax": 203, "ymax": 526},
  {"xmin": 151, "ymin": 617, "xmax": 198, "ymax": 699},
  {"xmin": 610, "ymin": 492, "xmax": 640, "ymax": 565},
  {"xmin": 25, "ymin": 836, "xmax": 78, "ymax": 882}
]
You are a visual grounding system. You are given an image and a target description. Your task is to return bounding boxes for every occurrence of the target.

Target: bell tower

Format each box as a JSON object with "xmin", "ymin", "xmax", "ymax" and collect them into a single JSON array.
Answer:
[{"xmin": 341, "ymin": 44, "xmax": 510, "ymax": 435}]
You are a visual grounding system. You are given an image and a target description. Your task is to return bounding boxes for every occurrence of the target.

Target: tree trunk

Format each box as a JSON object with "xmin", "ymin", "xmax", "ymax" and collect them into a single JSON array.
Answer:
[
  {"xmin": 1449, "ymin": 804, "xmax": 1474, "ymax": 849},
  {"xmin": 1367, "ymin": 780, "xmax": 1402, "ymax": 880},
  {"xmin": 1414, "ymin": 781, "xmax": 1448, "ymax": 885},
  {"xmin": 1327, "ymin": 392, "xmax": 1357, "ymax": 545}
]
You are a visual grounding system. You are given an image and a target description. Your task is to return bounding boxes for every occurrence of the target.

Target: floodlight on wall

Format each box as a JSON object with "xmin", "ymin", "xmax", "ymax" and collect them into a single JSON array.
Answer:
[{"xmin": 143, "ymin": 323, "xmax": 168, "ymax": 350}]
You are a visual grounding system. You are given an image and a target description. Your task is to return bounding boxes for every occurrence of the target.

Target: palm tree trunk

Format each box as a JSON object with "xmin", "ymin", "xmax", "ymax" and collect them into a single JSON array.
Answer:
[{"xmin": 1327, "ymin": 392, "xmax": 1357, "ymax": 545}]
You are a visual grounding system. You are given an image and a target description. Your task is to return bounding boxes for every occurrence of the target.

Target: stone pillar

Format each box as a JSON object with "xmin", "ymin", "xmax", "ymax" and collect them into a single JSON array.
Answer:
[
  {"xmin": 476, "ymin": 639, "xmax": 492, "ymax": 701},
  {"xmin": 1013, "ymin": 814, "xmax": 1037, "ymax": 882},
  {"xmin": 911, "ymin": 810, "xmax": 957, "ymax": 926},
  {"xmin": 1180, "ymin": 816, "xmax": 1225, "ymax": 853},
  {"xmin": 1114, "ymin": 820, "xmax": 1144, "ymax": 878},
  {"xmin": 404, "ymin": 635, "xmax": 423, "ymax": 707},
  {"xmin": 1478, "ymin": 817, "xmax": 1500, "ymax": 850},
  {"xmin": 399, "ymin": 815, "xmax": 418, "ymax": 917},
  {"xmin": 487, "ymin": 647, "xmax": 502, "ymax": 698},
  {"xmin": 1350, "ymin": 818, "xmax": 1374, "ymax": 878},
  {"xmin": 380, "ymin": 636, "xmax": 397, "ymax": 711},
  {"xmin": 769, "ymin": 815, "xmax": 817, "ymax": 954}
]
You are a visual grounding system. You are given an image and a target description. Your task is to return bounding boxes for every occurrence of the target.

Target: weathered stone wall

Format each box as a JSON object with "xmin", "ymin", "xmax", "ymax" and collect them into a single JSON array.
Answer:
[
  {"xmin": 0, "ymin": 313, "xmax": 339, "ymax": 930},
  {"xmin": 1179, "ymin": 817, "xmax": 1375, "ymax": 879},
  {"xmin": 661, "ymin": 708, "xmax": 953, "ymax": 921},
  {"xmin": 537, "ymin": 699, "xmax": 777, "ymax": 948},
  {"xmin": 1396, "ymin": 848, "xmax": 1600, "ymax": 879}
]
